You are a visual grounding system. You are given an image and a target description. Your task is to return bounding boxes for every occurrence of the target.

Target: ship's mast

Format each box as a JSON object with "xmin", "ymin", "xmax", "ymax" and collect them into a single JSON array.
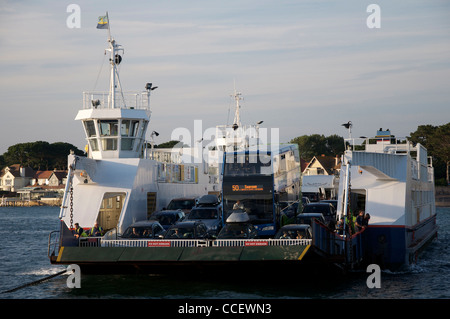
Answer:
[
  {"xmin": 232, "ymin": 87, "xmax": 243, "ymax": 129},
  {"xmin": 103, "ymin": 12, "xmax": 124, "ymax": 109}
]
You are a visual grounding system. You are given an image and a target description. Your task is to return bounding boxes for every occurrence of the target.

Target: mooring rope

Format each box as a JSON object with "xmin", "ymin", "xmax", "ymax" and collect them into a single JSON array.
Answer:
[{"xmin": 1, "ymin": 270, "xmax": 67, "ymax": 294}]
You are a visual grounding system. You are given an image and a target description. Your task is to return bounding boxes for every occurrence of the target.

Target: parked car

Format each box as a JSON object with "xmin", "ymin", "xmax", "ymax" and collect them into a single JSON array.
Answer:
[
  {"xmin": 279, "ymin": 197, "xmax": 311, "ymax": 219},
  {"xmin": 302, "ymin": 202, "xmax": 337, "ymax": 228},
  {"xmin": 120, "ymin": 221, "xmax": 166, "ymax": 239},
  {"xmin": 275, "ymin": 224, "xmax": 312, "ymax": 239},
  {"xmin": 187, "ymin": 194, "xmax": 223, "ymax": 235},
  {"xmin": 320, "ymin": 199, "xmax": 337, "ymax": 210},
  {"xmin": 295, "ymin": 213, "xmax": 326, "ymax": 226},
  {"xmin": 187, "ymin": 206, "xmax": 222, "ymax": 236},
  {"xmin": 165, "ymin": 197, "xmax": 197, "ymax": 216},
  {"xmin": 217, "ymin": 212, "xmax": 258, "ymax": 239},
  {"xmin": 148, "ymin": 210, "xmax": 185, "ymax": 230},
  {"xmin": 164, "ymin": 221, "xmax": 210, "ymax": 239}
]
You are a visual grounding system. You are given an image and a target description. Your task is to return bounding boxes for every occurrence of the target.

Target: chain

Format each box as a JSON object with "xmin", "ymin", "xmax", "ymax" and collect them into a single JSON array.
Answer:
[
  {"xmin": 68, "ymin": 156, "xmax": 78, "ymax": 230},
  {"xmin": 70, "ymin": 185, "xmax": 74, "ymax": 230}
]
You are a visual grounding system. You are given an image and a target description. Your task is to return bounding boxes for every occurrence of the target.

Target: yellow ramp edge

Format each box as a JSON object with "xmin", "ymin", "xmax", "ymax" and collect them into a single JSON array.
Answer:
[
  {"xmin": 56, "ymin": 246, "xmax": 65, "ymax": 262},
  {"xmin": 298, "ymin": 245, "xmax": 310, "ymax": 260}
]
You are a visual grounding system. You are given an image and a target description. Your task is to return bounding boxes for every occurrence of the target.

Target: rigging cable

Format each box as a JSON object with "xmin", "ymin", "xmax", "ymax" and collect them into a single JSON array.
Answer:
[{"xmin": 92, "ymin": 52, "xmax": 107, "ymax": 92}]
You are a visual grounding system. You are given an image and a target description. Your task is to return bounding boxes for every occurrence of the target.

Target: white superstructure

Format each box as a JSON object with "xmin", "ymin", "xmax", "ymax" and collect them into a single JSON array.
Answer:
[
  {"xmin": 337, "ymin": 128, "xmax": 437, "ymax": 266},
  {"xmin": 59, "ymin": 19, "xmax": 218, "ymax": 234}
]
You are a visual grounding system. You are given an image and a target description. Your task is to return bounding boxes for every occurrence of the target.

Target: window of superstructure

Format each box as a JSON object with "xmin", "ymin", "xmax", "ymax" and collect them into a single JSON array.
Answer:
[
  {"xmin": 121, "ymin": 120, "xmax": 130, "ymax": 136},
  {"xmin": 99, "ymin": 120, "xmax": 118, "ymax": 136},
  {"xmin": 84, "ymin": 120, "xmax": 97, "ymax": 137}
]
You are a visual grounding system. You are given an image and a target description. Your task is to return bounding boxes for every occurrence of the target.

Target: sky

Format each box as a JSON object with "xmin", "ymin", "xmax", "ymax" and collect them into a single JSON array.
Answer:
[{"xmin": 0, "ymin": 0, "xmax": 449, "ymax": 155}]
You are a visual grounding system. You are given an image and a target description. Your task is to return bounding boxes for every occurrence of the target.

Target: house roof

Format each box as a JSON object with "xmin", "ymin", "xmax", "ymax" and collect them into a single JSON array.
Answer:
[
  {"xmin": 35, "ymin": 170, "xmax": 53, "ymax": 179},
  {"xmin": 305, "ymin": 155, "xmax": 341, "ymax": 175},
  {"xmin": 34, "ymin": 170, "xmax": 68, "ymax": 180},
  {"xmin": 1, "ymin": 164, "xmax": 35, "ymax": 178}
]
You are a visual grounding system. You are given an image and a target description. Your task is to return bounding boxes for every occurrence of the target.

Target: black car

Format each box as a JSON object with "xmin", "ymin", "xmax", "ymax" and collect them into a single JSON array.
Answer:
[
  {"xmin": 217, "ymin": 223, "xmax": 258, "ymax": 239},
  {"xmin": 187, "ymin": 206, "xmax": 223, "ymax": 236},
  {"xmin": 302, "ymin": 202, "xmax": 337, "ymax": 228},
  {"xmin": 275, "ymin": 224, "xmax": 312, "ymax": 239},
  {"xmin": 165, "ymin": 197, "xmax": 197, "ymax": 216},
  {"xmin": 320, "ymin": 199, "xmax": 338, "ymax": 210},
  {"xmin": 121, "ymin": 221, "xmax": 166, "ymax": 239},
  {"xmin": 149, "ymin": 210, "xmax": 185, "ymax": 230},
  {"xmin": 295, "ymin": 213, "xmax": 326, "ymax": 226},
  {"xmin": 164, "ymin": 221, "xmax": 210, "ymax": 239}
]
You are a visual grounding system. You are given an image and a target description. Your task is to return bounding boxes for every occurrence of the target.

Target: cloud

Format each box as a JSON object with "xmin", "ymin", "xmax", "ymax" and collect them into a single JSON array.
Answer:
[{"xmin": 0, "ymin": 1, "xmax": 449, "ymax": 154}]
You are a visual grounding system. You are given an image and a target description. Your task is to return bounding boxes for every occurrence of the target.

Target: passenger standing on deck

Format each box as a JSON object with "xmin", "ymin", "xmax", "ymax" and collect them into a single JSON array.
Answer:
[
  {"xmin": 89, "ymin": 222, "xmax": 104, "ymax": 237},
  {"xmin": 355, "ymin": 210, "xmax": 365, "ymax": 232},
  {"xmin": 74, "ymin": 223, "xmax": 87, "ymax": 238},
  {"xmin": 363, "ymin": 213, "xmax": 371, "ymax": 229}
]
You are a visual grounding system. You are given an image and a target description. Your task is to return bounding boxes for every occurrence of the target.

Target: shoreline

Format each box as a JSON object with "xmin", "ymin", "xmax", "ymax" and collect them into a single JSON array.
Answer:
[{"xmin": 0, "ymin": 199, "xmax": 61, "ymax": 207}]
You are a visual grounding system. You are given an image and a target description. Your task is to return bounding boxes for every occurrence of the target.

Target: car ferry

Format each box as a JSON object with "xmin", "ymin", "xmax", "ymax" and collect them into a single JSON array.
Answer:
[{"xmin": 48, "ymin": 17, "xmax": 316, "ymax": 275}]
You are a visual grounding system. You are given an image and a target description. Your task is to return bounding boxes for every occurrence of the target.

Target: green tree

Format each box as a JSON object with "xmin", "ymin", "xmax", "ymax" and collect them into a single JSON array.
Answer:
[
  {"xmin": 2, "ymin": 141, "xmax": 84, "ymax": 171},
  {"xmin": 409, "ymin": 123, "xmax": 450, "ymax": 185},
  {"xmin": 429, "ymin": 123, "xmax": 450, "ymax": 185},
  {"xmin": 290, "ymin": 134, "xmax": 344, "ymax": 161},
  {"xmin": 155, "ymin": 140, "xmax": 182, "ymax": 148}
]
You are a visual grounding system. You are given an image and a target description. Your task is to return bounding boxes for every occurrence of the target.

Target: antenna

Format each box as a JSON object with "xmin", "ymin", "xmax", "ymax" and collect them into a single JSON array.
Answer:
[
  {"xmin": 231, "ymin": 83, "xmax": 243, "ymax": 129},
  {"xmin": 341, "ymin": 121, "xmax": 352, "ymax": 139},
  {"xmin": 101, "ymin": 12, "xmax": 125, "ymax": 109}
]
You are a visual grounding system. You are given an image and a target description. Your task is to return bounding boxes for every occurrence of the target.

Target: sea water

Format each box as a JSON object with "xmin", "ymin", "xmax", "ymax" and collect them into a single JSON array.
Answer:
[{"xmin": 0, "ymin": 206, "xmax": 449, "ymax": 299}]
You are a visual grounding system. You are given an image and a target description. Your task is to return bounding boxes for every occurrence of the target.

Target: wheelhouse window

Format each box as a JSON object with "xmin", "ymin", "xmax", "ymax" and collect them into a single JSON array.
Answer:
[
  {"xmin": 83, "ymin": 120, "xmax": 99, "ymax": 151},
  {"xmin": 120, "ymin": 120, "xmax": 141, "ymax": 151},
  {"xmin": 98, "ymin": 120, "xmax": 118, "ymax": 151},
  {"xmin": 99, "ymin": 120, "xmax": 118, "ymax": 136},
  {"xmin": 84, "ymin": 120, "xmax": 97, "ymax": 137}
]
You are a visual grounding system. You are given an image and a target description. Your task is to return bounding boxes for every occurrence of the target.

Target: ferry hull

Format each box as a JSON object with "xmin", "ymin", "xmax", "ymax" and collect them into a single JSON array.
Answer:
[
  {"xmin": 362, "ymin": 214, "xmax": 438, "ymax": 269},
  {"xmin": 50, "ymin": 244, "xmax": 324, "ymax": 275}
]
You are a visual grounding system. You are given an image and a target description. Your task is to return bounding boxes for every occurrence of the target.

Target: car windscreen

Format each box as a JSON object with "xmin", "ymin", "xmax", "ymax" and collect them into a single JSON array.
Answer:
[
  {"xmin": 149, "ymin": 213, "xmax": 176, "ymax": 225},
  {"xmin": 303, "ymin": 205, "xmax": 330, "ymax": 215},
  {"xmin": 218, "ymin": 224, "xmax": 251, "ymax": 239},
  {"xmin": 167, "ymin": 200, "xmax": 194, "ymax": 210},
  {"xmin": 275, "ymin": 228, "xmax": 311, "ymax": 239},
  {"xmin": 188, "ymin": 208, "xmax": 218, "ymax": 220},
  {"xmin": 165, "ymin": 227, "xmax": 195, "ymax": 239},
  {"xmin": 122, "ymin": 226, "xmax": 154, "ymax": 238}
]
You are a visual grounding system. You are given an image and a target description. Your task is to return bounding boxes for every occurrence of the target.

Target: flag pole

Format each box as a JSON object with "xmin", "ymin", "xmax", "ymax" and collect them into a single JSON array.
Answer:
[{"xmin": 106, "ymin": 11, "xmax": 111, "ymax": 42}]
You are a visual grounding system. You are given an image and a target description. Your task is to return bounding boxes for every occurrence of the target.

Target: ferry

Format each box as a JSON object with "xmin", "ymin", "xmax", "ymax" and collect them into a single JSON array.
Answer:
[
  {"xmin": 48, "ymin": 17, "xmax": 437, "ymax": 275},
  {"xmin": 48, "ymin": 17, "xmax": 314, "ymax": 275},
  {"xmin": 335, "ymin": 126, "xmax": 438, "ymax": 269}
]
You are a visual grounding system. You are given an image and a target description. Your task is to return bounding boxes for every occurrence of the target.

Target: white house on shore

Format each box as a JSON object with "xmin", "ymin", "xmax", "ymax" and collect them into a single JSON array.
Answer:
[
  {"xmin": 0, "ymin": 165, "xmax": 67, "ymax": 199},
  {"xmin": 0, "ymin": 164, "xmax": 35, "ymax": 192}
]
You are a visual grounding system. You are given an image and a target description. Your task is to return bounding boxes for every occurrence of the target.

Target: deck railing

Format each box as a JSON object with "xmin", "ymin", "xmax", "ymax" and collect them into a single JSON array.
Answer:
[
  {"xmin": 82, "ymin": 91, "xmax": 150, "ymax": 110},
  {"xmin": 79, "ymin": 238, "xmax": 312, "ymax": 248}
]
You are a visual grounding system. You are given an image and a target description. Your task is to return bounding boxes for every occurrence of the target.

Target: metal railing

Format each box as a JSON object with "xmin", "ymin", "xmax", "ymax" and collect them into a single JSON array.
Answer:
[
  {"xmin": 47, "ymin": 231, "xmax": 60, "ymax": 257},
  {"xmin": 83, "ymin": 91, "xmax": 150, "ymax": 110},
  {"xmin": 81, "ymin": 238, "xmax": 312, "ymax": 248}
]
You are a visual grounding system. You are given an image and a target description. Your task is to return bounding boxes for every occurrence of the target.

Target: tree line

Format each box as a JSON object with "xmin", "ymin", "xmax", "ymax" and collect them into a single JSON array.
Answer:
[
  {"xmin": 0, "ymin": 141, "xmax": 84, "ymax": 171},
  {"xmin": 1, "ymin": 123, "xmax": 448, "ymax": 185}
]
